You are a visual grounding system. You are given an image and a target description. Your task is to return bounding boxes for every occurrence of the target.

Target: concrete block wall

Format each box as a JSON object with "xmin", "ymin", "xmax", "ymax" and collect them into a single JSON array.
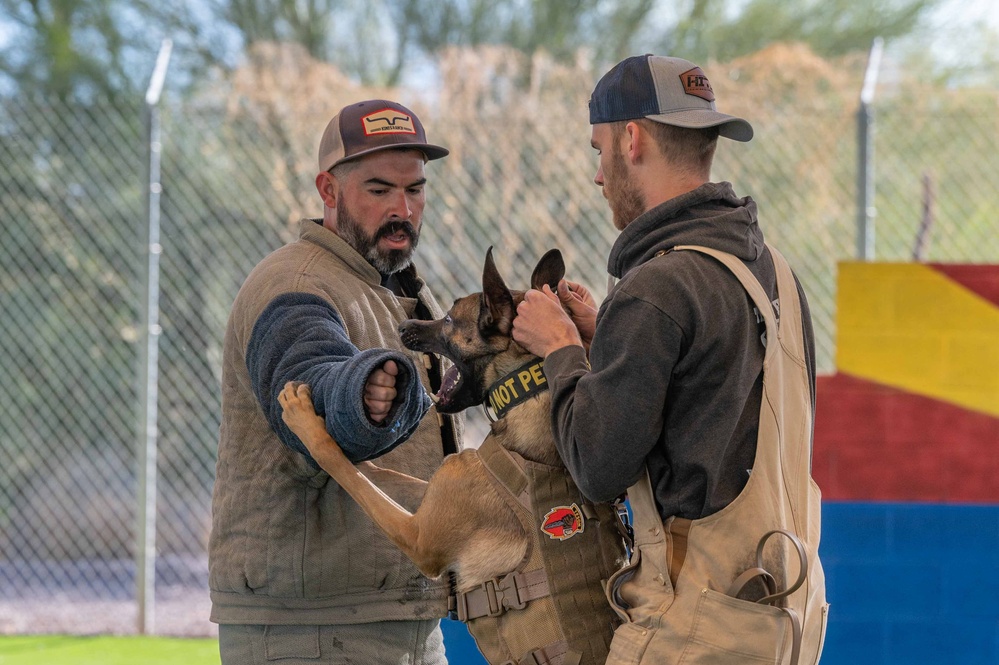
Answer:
[
  {"xmin": 814, "ymin": 262, "xmax": 999, "ymax": 663},
  {"xmin": 820, "ymin": 502, "xmax": 999, "ymax": 663}
]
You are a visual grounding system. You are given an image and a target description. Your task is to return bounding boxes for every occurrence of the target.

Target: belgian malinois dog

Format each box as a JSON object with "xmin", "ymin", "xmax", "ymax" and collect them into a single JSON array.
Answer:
[{"xmin": 279, "ymin": 248, "xmax": 624, "ymax": 664}]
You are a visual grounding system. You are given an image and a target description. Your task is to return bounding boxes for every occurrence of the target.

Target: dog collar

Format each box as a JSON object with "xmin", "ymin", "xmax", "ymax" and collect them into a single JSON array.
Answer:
[{"xmin": 485, "ymin": 359, "xmax": 549, "ymax": 420}]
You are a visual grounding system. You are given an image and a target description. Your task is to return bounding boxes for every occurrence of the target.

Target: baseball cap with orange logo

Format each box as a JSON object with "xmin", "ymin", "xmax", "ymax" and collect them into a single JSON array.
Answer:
[
  {"xmin": 588, "ymin": 55, "xmax": 753, "ymax": 142},
  {"xmin": 318, "ymin": 99, "xmax": 449, "ymax": 172}
]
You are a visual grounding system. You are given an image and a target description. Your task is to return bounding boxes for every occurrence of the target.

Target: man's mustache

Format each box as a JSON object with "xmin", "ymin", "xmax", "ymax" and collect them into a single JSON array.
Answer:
[{"xmin": 377, "ymin": 221, "xmax": 416, "ymax": 240}]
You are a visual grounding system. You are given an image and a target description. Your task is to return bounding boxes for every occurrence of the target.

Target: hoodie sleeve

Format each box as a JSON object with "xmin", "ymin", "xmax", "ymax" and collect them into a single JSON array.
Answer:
[
  {"xmin": 246, "ymin": 292, "xmax": 432, "ymax": 465},
  {"xmin": 544, "ymin": 290, "xmax": 684, "ymax": 502}
]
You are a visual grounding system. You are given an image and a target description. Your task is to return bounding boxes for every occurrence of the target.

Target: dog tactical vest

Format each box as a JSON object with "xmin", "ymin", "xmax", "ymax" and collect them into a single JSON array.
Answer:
[
  {"xmin": 452, "ymin": 434, "xmax": 627, "ymax": 665},
  {"xmin": 602, "ymin": 245, "xmax": 828, "ymax": 665}
]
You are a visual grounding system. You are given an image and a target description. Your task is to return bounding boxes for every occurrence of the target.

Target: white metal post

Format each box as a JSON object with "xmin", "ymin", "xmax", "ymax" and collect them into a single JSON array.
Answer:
[
  {"xmin": 856, "ymin": 37, "xmax": 883, "ymax": 261},
  {"xmin": 137, "ymin": 38, "xmax": 172, "ymax": 635}
]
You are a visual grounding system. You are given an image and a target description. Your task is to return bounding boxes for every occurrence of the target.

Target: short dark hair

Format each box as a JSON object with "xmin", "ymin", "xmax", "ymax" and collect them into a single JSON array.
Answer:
[
  {"xmin": 329, "ymin": 158, "xmax": 361, "ymax": 181},
  {"xmin": 612, "ymin": 120, "xmax": 719, "ymax": 178}
]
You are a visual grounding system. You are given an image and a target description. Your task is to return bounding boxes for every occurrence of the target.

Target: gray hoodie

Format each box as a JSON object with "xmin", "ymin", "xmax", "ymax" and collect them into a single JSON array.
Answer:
[{"xmin": 544, "ymin": 182, "xmax": 815, "ymax": 520}]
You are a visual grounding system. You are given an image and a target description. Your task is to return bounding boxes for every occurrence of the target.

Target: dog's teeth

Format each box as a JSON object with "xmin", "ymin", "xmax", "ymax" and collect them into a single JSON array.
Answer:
[{"xmin": 429, "ymin": 392, "xmax": 440, "ymax": 404}]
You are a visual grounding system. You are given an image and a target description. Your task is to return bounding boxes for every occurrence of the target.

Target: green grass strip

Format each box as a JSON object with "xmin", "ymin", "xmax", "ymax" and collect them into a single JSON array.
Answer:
[{"xmin": 0, "ymin": 635, "xmax": 218, "ymax": 665}]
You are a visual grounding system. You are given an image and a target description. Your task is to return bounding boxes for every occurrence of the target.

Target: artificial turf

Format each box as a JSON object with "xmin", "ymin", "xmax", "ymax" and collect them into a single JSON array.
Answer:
[{"xmin": 0, "ymin": 635, "xmax": 219, "ymax": 664}]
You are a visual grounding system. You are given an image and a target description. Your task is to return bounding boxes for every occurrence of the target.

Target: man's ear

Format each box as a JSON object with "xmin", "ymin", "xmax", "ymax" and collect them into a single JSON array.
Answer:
[
  {"xmin": 315, "ymin": 171, "xmax": 338, "ymax": 209},
  {"xmin": 479, "ymin": 246, "xmax": 515, "ymax": 335},
  {"xmin": 530, "ymin": 249, "xmax": 565, "ymax": 292},
  {"xmin": 624, "ymin": 121, "xmax": 644, "ymax": 163}
]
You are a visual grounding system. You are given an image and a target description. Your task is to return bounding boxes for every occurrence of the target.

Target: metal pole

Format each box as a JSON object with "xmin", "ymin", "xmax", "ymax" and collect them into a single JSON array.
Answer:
[
  {"xmin": 856, "ymin": 37, "xmax": 883, "ymax": 260},
  {"xmin": 912, "ymin": 172, "xmax": 935, "ymax": 261},
  {"xmin": 137, "ymin": 38, "xmax": 172, "ymax": 635}
]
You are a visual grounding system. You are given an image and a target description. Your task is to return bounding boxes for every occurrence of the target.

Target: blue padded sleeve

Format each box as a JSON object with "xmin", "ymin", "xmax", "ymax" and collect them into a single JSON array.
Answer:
[{"xmin": 246, "ymin": 292, "xmax": 431, "ymax": 464}]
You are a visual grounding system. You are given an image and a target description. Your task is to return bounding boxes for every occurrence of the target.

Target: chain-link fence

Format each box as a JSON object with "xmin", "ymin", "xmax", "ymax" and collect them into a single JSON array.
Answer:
[{"xmin": 1, "ymin": 47, "xmax": 997, "ymax": 637}]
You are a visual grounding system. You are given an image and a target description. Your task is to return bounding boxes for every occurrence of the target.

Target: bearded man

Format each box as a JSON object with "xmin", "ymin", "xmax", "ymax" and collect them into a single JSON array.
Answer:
[{"xmin": 210, "ymin": 100, "xmax": 463, "ymax": 665}]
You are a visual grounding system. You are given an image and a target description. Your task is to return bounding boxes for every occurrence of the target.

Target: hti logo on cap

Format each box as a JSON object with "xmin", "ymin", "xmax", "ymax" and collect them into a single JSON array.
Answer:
[
  {"xmin": 362, "ymin": 108, "xmax": 417, "ymax": 136},
  {"xmin": 679, "ymin": 67, "xmax": 715, "ymax": 103}
]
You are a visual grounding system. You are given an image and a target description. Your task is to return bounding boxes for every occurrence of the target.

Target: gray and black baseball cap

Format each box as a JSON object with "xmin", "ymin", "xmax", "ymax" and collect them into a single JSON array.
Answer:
[
  {"xmin": 589, "ymin": 55, "xmax": 753, "ymax": 142},
  {"xmin": 318, "ymin": 99, "xmax": 449, "ymax": 172}
]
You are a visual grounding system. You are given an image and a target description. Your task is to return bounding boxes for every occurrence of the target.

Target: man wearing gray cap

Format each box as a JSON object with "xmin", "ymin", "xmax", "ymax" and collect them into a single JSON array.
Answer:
[
  {"xmin": 210, "ymin": 99, "xmax": 462, "ymax": 664},
  {"xmin": 514, "ymin": 56, "xmax": 828, "ymax": 663}
]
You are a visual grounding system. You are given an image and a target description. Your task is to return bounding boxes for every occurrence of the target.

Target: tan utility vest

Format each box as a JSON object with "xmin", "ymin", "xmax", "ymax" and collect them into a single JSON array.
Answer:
[
  {"xmin": 454, "ymin": 433, "xmax": 627, "ymax": 665},
  {"xmin": 603, "ymin": 245, "xmax": 828, "ymax": 665},
  {"xmin": 211, "ymin": 220, "xmax": 459, "ymax": 625}
]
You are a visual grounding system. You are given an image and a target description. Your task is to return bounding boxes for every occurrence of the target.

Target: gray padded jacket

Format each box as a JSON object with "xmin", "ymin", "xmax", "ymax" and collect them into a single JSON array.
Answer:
[{"xmin": 210, "ymin": 219, "xmax": 461, "ymax": 625}]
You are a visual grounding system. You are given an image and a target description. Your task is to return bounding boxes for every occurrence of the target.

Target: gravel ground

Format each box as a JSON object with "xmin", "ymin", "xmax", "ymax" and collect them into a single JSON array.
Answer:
[
  {"xmin": 0, "ymin": 586, "xmax": 217, "ymax": 637},
  {"xmin": 0, "ymin": 555, "xmax": 216, "ymax": 637}
]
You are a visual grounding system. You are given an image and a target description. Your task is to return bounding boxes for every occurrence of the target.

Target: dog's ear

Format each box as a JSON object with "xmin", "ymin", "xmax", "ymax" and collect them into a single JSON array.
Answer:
[
  {"xmin": 530, "ymin": 249, "xmax": 566, "ymax": 292},
  {"xmin": 480, "ymin": 246, "xmax": 515, "ymax": 335}
]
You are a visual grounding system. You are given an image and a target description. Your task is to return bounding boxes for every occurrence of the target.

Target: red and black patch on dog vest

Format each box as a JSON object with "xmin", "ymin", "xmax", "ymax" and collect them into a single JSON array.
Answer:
[{"xmin": 541, "ymin": 504, "xmax": 584, "ymax": 541}]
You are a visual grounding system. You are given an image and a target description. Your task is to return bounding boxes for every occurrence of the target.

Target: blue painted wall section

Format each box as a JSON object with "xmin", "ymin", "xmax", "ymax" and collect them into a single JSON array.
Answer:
[
  {"xmin": 441, "ymin": 502, "xmax": 999, "ymax": 664},
  {"xmin": 819, "ymin": 502, "xmax": 999, "ymax": 664}
]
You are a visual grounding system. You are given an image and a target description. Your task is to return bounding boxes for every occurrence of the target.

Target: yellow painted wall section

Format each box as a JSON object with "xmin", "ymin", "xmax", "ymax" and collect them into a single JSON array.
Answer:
[{"xmin": 837, "ymin": 262, "xmax": 999, "ymax": 418}]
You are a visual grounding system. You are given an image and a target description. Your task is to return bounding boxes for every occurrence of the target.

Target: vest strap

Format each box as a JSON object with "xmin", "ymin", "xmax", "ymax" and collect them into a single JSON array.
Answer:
[
  {"xmin": 667, "ymin": 516, "xmax": 691, "ymax": 588},
  {"xmin": 454, "ymin": 568, "xmax": 551, "ymax": 622},
  {"xmin": 478, "ymin": 436, "xmax": 531, "ymax": 511}
]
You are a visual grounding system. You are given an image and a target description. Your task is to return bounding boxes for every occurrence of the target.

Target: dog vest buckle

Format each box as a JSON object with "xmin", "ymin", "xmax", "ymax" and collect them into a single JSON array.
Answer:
[
  {"xmin": 455, "ymin": 571, "xmax": 536, "ymax": 622},
  {"xmin": 453, "ymin": 587, "xmax": 471, "ymax": 622},
  {"xmin": 454, "ymin": 578, "xmax": 502, "ymax": 621},
  {"xmin": 482, "ymin": 578, "xmax": 504, "ymax": 617},
  {"xmin": 497, "ymin": 572, "xmax": 528, "ymax": 611}
]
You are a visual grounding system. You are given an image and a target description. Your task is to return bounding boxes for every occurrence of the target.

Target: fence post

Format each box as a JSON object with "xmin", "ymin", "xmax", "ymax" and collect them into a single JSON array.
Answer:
[
  {"xmin": 137, "ymin": 38, "xmax": 172, "ymax": 635},
  {"xmin": 856, "ymin": 37, "xmax": 883, "ymax": 260}
]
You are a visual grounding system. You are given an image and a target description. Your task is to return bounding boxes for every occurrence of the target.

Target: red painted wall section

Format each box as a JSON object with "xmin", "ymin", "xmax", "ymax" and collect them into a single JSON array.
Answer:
[
  {"xmin": 930, "ymin": 264, "xmax": 999, "ymax": 309},
  {"xmin": 813, "ymin": 373, "xmax": 999, "ymax": 503},
  {"xmin": 813, "ymin": 263, "xmax": 999, "ymax": 504}
]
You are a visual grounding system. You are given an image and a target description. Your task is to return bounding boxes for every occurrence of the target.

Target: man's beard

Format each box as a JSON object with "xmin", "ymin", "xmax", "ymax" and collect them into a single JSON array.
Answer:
[
  {"xmin": 336, "ymin": 198, "xmax": 420, "ymax": 274},
  {"xmin": 606, "ymin": 144, "xmax": 645, "ymax": 231}
]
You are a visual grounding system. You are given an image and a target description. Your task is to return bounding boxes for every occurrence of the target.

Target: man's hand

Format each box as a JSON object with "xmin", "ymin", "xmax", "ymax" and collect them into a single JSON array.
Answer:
[
  {"xmin": 364, "ymin": 359, "xmax": 398, "ymax": 424},
  {"xmin": 557, "ymin": 279, "xmax": 597, "ymax": 352},
  {"xmin": 513, "ymin": 285, "xmax": 584, "ymax": 358}
]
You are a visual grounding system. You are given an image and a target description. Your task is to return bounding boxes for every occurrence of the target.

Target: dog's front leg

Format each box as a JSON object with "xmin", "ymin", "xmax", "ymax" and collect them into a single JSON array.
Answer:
[
  {"xmin": 278, "ymin": 381, "xmax": 440, "ymax": 577},
  {"xmin": 356, "ymin": 462, "xmax": 430, "ymax": 504}
]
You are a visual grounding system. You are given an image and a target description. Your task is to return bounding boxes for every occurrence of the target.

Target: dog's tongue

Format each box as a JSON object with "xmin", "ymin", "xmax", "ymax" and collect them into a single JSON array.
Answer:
[{"xmin": 435, "ymin": 365, "xmax": 461, "ymax": 407}]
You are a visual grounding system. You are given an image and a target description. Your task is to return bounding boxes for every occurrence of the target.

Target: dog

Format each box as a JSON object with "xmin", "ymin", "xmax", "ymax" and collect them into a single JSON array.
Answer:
[{"xmin": 279, "ymin": 248, "xmax": 626, "ymax": 665}]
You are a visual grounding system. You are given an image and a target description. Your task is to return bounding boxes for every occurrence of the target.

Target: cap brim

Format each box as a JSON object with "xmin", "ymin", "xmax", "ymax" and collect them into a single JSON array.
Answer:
[
  {"xmin": 645, "ymin": 109, "xmax": 754, "ymax": 142},
  {"xmin": 328, "ymin": 143, "xmax": 450, "ymax": 170}
]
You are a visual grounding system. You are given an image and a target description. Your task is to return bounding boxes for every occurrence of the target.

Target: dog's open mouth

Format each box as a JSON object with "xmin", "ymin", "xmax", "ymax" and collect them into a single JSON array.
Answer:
[{"xmin": 434, "ymin": 364, "xmax": 463, "ymax": 411}]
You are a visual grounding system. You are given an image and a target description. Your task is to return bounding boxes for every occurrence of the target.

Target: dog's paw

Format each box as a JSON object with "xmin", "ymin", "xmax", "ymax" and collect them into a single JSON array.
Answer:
[{"xmin": 278, "ymin": 381, "xmax": 315, "ymax": 430}]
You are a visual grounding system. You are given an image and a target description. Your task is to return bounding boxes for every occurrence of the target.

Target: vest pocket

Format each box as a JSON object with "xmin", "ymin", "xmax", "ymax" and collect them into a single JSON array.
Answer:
[
  {"xmin": 677, "ymin": 588, "xmax": 789, "ymax": 664},
  {"xmin": 809, "ymin": 603, "xmax": 830, "ymax": 664},
  {"xmin": 264, "ymin": 625, "xmax": 321, "ymax": 660}
]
